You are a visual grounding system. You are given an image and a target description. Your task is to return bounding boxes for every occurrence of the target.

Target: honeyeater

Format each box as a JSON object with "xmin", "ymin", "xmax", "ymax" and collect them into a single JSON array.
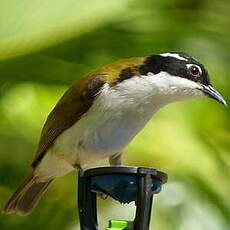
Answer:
[{"xmin": 3, "ymin": 52, "xmax": 227, "ymax": 215}]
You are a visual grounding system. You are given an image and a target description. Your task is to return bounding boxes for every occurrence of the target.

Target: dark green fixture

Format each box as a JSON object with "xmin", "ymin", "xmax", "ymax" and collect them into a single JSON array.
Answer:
[{"xmin": 78, "ymin": 166, "xmax": 168, "ymax": 230}]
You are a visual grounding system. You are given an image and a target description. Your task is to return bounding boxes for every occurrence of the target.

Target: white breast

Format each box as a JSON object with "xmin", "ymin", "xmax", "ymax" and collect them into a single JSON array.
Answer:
[
  {"xmin": 51, "ymin": 76, "xmax": 163, "ymax": 166},
  {"xmin": 36, "ymin": 72, "xmax": 203, "ymax": 178},
  {"xmin": 52, "ymin": 72, "xmax": 203, "ymax": 166}
]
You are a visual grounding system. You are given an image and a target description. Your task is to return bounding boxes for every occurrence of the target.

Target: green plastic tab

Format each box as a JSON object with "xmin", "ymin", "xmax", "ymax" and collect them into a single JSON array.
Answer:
[{"xmin": 106, "ymin": 220, "xmax": 132, "ymax": 230}]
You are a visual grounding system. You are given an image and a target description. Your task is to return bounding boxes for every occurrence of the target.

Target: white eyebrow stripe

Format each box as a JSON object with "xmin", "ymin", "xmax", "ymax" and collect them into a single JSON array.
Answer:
[{"xmin": 160, "ymin": 53, "xmax": 188, "ymax": 61}]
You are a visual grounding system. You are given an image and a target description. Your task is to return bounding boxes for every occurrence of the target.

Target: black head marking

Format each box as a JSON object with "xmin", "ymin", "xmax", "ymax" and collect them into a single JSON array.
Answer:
[
  {"xmin": 116, "ymin": 67, "xmax": 134, "ymax": 84},
  {"xmin": 111, "ymin": 66, "xmax": 140, "ymax": 86},
  {"xmin": 139, "ymin": 52, "xmax": 211, "ymax": 86}
]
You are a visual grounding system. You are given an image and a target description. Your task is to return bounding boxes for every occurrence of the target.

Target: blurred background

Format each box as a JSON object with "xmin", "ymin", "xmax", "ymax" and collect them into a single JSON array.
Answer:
[{"xmin": 0, "ymin": 0, "xmax": 229, "ymax": 229}]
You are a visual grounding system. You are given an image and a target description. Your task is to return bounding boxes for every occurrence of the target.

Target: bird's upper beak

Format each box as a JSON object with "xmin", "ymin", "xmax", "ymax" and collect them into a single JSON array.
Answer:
[{"xmin": 201, "ymin": 85, "xmax": 227, "ymax": 107}]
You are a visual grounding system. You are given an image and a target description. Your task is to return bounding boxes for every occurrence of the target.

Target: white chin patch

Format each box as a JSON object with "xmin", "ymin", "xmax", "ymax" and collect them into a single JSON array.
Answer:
[
  {"xmin": 160, "ymin": 53, "xmax": 187, "ymax": 61},
  {"xmin": 150, "ymin": 72, "xmax": 204, "ymax": 99}
]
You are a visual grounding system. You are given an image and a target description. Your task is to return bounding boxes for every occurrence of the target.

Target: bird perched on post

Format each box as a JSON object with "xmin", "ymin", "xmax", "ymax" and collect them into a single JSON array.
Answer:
[{"xmin": 3, "ymin": 52, "xmax": 227, "ymax": 216}]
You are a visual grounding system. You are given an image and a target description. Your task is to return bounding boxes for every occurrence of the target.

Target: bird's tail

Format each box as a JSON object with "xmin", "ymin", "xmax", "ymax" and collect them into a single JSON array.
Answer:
[{"xmin": 3, "ymin": 172, "xmax": 53, "ymax": 216}]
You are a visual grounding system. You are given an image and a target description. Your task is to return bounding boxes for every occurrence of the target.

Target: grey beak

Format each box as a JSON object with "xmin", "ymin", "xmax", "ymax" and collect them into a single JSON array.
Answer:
[{"xmin": 201, "ymin": 85, "xmax": 227, "ymax": 107}]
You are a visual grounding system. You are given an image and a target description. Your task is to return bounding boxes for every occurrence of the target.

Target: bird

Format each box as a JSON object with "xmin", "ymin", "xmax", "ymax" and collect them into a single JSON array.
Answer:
[{"xmin": 3, "ymin": 52, "xmax": 227, "ymax": 216}]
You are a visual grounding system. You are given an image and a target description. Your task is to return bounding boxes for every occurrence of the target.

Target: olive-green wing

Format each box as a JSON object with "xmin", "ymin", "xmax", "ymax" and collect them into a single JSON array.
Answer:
[{"xmin": 31, "ymin": 74, "xmax": 104, "ymax": 168}]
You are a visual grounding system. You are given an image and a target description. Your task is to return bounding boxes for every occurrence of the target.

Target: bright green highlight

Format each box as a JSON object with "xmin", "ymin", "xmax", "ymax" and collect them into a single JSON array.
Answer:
[{"xmin": 106, "ymin": 220, "xmax": 132, "ymax": 230}]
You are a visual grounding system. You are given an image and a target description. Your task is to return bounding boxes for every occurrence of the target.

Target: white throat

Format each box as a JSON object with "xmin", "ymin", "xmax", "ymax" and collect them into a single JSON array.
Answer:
[{"xmin": 106, "ymin": 71, "xmax": 203, "ymax": 108}]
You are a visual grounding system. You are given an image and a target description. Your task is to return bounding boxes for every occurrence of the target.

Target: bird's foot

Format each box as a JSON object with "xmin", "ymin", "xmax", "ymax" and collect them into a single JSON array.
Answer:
[
  {"xmin": 98, "ymin": 192, "xmax": 108, "ymax": 200},
  {"xmin": 91, "ymin": 190, "xmax": 108, "ymax": 200},
  {"xmin": 109, "ymin": 153, "xmax": 122, "ymax": 166}
]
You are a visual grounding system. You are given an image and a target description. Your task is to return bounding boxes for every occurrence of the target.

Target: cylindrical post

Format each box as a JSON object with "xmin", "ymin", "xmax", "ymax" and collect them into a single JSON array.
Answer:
[
  {"xmin": 78, "ymin": 170, "xmax": 98, "ymax": 230},
  {"xmin": 134, "ymin": 175, "xmax": 153, "ymax": 229},
  {"xmin": 133, "ymin": 168, "xmax": 158, "ymax": 230}
]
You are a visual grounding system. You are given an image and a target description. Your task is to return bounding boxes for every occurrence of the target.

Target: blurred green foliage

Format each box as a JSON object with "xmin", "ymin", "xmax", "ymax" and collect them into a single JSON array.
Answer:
[{"xmin": 0, "ymin": 0, "xmax": 229, "ymax": 229}]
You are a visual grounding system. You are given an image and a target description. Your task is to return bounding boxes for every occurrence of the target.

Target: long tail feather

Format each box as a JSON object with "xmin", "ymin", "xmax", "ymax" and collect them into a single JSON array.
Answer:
[{"xmin": 3, "ymin": 172, "xmax": 53, "ymax": 216}]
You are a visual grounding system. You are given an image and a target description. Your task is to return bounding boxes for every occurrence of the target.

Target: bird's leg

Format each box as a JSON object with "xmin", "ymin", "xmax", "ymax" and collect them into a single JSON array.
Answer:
[
  {"xmin": 109, "ymin": 153, "xmax": 122, "ymax": 166},
  {"xmin": 73, "ymin": 163, "xmax": 82, "ymax": 171}
]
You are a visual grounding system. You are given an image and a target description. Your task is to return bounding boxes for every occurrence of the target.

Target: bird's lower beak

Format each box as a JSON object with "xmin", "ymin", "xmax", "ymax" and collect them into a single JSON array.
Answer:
[{"xmin": 201, "ymin": 85, "xmax": 227, "ymax": 107}]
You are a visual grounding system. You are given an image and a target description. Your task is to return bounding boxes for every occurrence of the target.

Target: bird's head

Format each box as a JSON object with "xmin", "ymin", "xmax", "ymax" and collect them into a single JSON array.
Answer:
[{"xmin": 136, "ymin": 52, "xmax": 227, "ymax": 107}]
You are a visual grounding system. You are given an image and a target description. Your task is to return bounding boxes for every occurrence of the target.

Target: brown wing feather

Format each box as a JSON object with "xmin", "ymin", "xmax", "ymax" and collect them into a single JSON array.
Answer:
[{"xmin": 31, "ymin": 74, "xmax": 104, "ymax": 167}]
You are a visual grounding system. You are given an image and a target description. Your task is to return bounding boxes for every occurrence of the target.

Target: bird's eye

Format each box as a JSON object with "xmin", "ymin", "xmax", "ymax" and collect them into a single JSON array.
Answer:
[{"xmin": 187, "ymin": 64, "xmax": 202, "ymax": 76}]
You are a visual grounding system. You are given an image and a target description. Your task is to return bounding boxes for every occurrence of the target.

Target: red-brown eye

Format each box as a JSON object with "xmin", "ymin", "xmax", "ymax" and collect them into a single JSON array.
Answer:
[{"xmin": 188, "ymin": 64, "xmax": 202, "ymax": 76}]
